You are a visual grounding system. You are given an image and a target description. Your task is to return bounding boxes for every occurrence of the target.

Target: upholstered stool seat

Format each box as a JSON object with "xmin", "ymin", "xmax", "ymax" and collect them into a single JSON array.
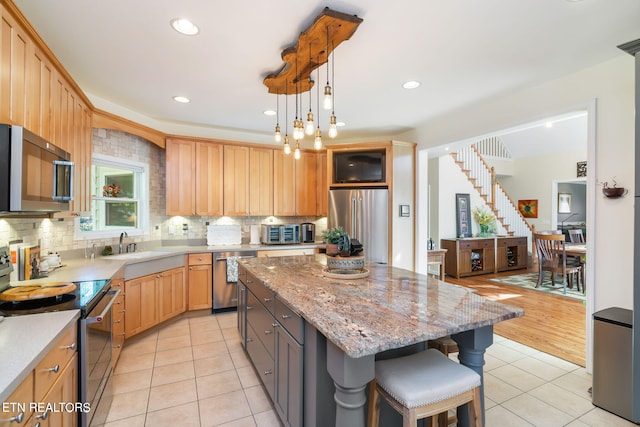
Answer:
[{"xmin": 367, "ymin": 348, "xmax": 482, "ymax": 427}]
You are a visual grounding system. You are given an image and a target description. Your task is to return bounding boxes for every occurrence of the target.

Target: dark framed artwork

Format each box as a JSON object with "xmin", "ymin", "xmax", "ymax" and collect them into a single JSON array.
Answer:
[
  {"xmin": 576, "ymin": 161, "xmax": 587, "ymax": 178},
  {"xmin": 456, "ymin": 193, "xmax": 472, "ymax": 238}
]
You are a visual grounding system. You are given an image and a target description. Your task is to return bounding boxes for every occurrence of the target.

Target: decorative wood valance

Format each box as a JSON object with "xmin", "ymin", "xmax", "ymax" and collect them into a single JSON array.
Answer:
[{"xmin": 263, "ymin": 8, "xmax": 363, "ymax": 95}]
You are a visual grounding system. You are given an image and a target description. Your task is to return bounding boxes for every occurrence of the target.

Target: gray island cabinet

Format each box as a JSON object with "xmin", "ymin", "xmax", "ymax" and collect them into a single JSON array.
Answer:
[{"xmin": 237, "ymin": 254, "xmax": 523, "ymax": 427}]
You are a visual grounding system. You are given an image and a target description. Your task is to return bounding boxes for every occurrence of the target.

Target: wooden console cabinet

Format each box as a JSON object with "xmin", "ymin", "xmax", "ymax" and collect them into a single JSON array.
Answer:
[
  {"xmin": 441, "ymin": 238, "xmax": 496, "ymax": 279},
  {"xmin": 496, "ymin": 237, "xmax": 528, "ymax": 272}
]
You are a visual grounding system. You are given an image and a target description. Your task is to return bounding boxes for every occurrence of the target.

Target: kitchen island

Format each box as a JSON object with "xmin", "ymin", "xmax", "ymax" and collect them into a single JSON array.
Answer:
[{"xmin": 238, "ymin": 254, "xmax": 524, "ymax": 427}]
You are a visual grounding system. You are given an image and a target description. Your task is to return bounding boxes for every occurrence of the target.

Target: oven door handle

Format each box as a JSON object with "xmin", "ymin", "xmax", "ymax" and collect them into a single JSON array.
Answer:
[{"xmin": 86, "ymin": 289, "xmax": 120, "ymax": 324}]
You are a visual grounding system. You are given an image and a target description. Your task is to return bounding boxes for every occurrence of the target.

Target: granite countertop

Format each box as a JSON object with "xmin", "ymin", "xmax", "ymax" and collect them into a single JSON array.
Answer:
[
  {"xmin": 0, "ymin": 310, "xmax": 80, "ymax": 401},
  {"xmin": 240, "ymin": 254, "xmax": 524, "ymax": 358}
]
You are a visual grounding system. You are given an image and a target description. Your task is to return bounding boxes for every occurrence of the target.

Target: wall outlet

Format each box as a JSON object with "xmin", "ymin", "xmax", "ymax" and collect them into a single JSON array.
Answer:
[{"xmin": 168, "ymin": 225, "xmax": 175, "ymax": 235}]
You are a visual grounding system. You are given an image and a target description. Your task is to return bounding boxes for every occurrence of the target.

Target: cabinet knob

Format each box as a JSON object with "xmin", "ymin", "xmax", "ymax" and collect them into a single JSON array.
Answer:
[
  {"xmin": 189, "ymin": 267, "xmax": 193, "ymax": 270},
  {"xmin": 62, "ymin": 342, "xmax": 76, "ymax": 350},
  {"xmin": 115, "ymin": 345, "xmax": 122, "ymax": 349},
  {"xmin": 247, "ymin": 338, "xmax": 253, "ymax": 343},
  {"xmin": 46, "ymin": 364, "xmax": 60, "ymax": 373},
  {"xmin": 264, "ymin": 297, "xmax": 273, "ymax": 302},
  {"xmin": 36, "ymin": 408, "xmax": 50, "ymax": 420},
  {"xmin": 264, "ymin": 369, "xmax": 273, "ymax": 375},
  {"xmin": 7, "ymin": 413, "xmax": 24, "ymax": 423},
  {"xmin": 114, "ymin": 319, "xmax": 121, "ymax": 323},
  {"xmin": 264, "ymin": 329, "xmax": 273, "ymax": 335},
  {"xmin": 281, "ymin": 314, "xmax": 292, "ymax": 319}
]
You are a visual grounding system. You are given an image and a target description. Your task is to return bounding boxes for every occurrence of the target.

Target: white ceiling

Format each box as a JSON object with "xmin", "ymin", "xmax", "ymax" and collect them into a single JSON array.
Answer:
[{"xmin": 12, "ymin": 0, "xmax": 640, "ymax": 148}]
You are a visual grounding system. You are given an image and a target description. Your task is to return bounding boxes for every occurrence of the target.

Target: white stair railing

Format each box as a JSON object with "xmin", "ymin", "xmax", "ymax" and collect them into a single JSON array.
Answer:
[{"xmin": 451, "ymin": 145, "xmax": 533, "ymax": 246}]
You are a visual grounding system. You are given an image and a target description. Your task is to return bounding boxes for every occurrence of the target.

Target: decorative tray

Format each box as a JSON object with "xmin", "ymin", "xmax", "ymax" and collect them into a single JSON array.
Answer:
[{"xmin": 322, "ymin": 268, "xmax": 369, "ymax": 280}]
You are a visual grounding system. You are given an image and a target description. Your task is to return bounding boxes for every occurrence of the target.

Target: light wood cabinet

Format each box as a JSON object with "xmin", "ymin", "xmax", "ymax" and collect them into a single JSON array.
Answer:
[
  {"xmin": 496, "ymin": 237, "xmax": 528, "ymax": 272},
  {"xmin": 441, "ymin": 238, "xmax": 496, "ymax": 279},
  {"xmin": 166, "ymin": 138, "xmax": 223, "ymax": 216},
  {"xmin": 125, "ymin": 266, "xmax": 187, "ymax": 337},
  {"xmin": 249, "ymin": 147, "xmax": 274, "ymax": 216},
  {"xmin": 188, "ymin": 253, "xmax": 212, "ymax": 310},
  {"xmin": 295, "ymin": 151, "xmax": 317, "ymax": 216},
  {"xmin": 195, "ymin": 141, "xmax": 224, "ymax": 216},
  {"xmin": 316, "ymin": 152, "xmax": 327, "ymax": 216},
  {"xmin": 0, "ymin": 3, "xmax": 93, "ymax": 214},
  {"xmin": 274, "ymin": 150, "xmax": 319, "ymax": 216},
  {"xmin": 125, "ymin": 274, "xmax": 158, "ymax": 337},
  {"xmin": 0, "ymin": 322, "xmax": 77, "ymax": 427},
  {"xmin": 223, "ymin": 145, "xmax": 250, "ymax": 216},
  {"xmin": 158, "ymin": 267, "xmax": 186, "ymax": 322}
]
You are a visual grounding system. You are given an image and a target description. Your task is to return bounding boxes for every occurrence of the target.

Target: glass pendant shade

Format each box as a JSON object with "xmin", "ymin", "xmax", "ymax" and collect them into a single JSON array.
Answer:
[
  {"xmin": 294, "ymin": 141, "xmax": 301, "ymax": 159},
  {"xmin": 323, "ymin": 85, "xmax": 332, "ymax": 110},
  {"xmin": 305, "ymin": 111, "xmax": 315, "ymax": 135},
  {"xmin": 274, "ymin": 124, "xmax": 281, "ymax": 143},
  {"xmin": 328, "ymin": 113, "xmax": 338, "ymax": 138},
  {"xmin": 314, "ymin": 128, "xmax": 322, "ymax": 150},
  {"xmin": 283, "ymin": 136, "xmax": 291, "ymax": 154}
]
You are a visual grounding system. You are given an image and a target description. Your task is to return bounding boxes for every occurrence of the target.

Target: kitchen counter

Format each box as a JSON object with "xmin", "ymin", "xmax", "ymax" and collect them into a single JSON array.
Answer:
[
  {"xmin": 239, "ymin": 254, "xmax": 524, "ymax": 426},
  {"xmin": 0, "ymin": 310, "xmax": 80, "ymax": 401}
]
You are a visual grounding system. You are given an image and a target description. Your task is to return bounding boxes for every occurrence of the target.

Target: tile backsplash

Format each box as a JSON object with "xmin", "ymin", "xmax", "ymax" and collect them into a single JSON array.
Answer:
[{"xmin": 0, "ymin": 129, "xmax": 325, "ymax": 256}]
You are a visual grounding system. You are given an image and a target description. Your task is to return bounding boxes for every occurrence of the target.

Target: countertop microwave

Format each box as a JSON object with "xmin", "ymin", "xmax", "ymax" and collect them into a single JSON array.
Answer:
[
  {"xmin": 0, "ymin": 124, "xmax": 74, "ymax": 214},
  {"xmin": 333, "ymin": 149, "xmax": 386, "ymax": 184}
]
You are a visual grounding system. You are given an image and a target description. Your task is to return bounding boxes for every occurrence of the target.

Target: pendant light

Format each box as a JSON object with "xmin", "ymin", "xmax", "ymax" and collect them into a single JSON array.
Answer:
[
  {"xmin": 314, "ymin": 62, "xmax": 323, "ymax": 150},
  {"xmin": 323, "ymin": 26, "xmax": 332, "ymax": 110},
  {"xmin": 292, "ymin": 58, "xmax": 305, "ymax": 141},
  {"xmin": 305, "ymin": 46, "xmax": 315, "ymax": 136},
  {"xmin": 294, "ymin": 140, "xmax": 301, "ymax": 159},
  {"xmin": 283, "ymin": 83, "xmax": 291, "ymax": 154},
  {"xmin": 274, "ymin": 92, "xmax": 281, "ymax": 143},
  {"xmin": 328, "ymin": 41, "xmax": 338, "ymax": 139}
]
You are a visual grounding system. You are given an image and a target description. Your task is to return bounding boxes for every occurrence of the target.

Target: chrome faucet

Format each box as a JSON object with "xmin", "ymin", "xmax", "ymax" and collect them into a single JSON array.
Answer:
[{"xmin": 119, "ymin": 232, "xmax": 128, "ymax": 254}]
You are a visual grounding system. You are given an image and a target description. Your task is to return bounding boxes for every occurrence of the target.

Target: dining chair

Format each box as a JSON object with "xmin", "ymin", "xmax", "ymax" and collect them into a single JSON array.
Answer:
[
  {"xmin": 568, "ymin": 229, "xmax": 585, "ymax": 243},
  {"xmin": 534, "ymin": 233, "xmax": 583, "ymax": 294}
]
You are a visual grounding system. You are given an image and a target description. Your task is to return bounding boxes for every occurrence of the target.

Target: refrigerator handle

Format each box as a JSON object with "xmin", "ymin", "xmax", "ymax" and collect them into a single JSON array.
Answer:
[
  {"xmin": 358, "ymin": 197, "xmax": 363, "ymax": 241},
  {"xmin": 351, "ymin": 198, "xmax": 357, "ymax": 237}
]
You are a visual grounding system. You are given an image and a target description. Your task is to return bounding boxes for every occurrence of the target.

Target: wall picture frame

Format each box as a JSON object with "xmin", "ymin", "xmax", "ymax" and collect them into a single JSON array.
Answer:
[
  {"xmin": 455, "ymin": 193, "xmax": 472, "ymax": 238},
  {"xmin": 577, "ymin": 161, "xmax": 587, "ymax": 177},
  {"xmin": 558, "ymin": 193, "xmax": 572, "ymax": 214}
]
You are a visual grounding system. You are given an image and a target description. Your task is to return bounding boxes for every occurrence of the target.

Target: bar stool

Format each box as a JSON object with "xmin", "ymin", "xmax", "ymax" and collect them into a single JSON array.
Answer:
[{"xmin": 367, "ymin": 349, "xmax": 482, "ymax": 427}]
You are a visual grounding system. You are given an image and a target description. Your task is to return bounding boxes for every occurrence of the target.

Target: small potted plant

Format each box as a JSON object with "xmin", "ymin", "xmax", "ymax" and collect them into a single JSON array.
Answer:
[{"xmin": 321, "ymin": 226, "xmax": 345, "ymax": 256}]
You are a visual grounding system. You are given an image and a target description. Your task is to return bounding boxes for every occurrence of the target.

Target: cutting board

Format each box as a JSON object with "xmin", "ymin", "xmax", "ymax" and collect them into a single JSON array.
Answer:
[{"xmin": 0, "ymin": 282, "xmax": 76, "ymax": 301}]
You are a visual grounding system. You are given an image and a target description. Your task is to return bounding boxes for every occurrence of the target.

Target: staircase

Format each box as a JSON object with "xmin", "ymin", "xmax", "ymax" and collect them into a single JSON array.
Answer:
[{"xmin": 451, "ymin": 144, "xmax": 533, "ymax": 245}]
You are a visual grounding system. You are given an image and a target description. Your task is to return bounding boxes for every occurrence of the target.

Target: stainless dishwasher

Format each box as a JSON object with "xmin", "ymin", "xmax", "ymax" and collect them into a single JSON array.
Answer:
[{"xmin": 213, "ymin": 251, "xmax": 257, "ymax": 311}]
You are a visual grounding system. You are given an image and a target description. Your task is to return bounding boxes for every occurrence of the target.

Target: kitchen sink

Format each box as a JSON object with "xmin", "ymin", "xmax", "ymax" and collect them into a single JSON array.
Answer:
[{"xmin": 105, "ymin": 250, "xmax": 173, "ymax": 260}]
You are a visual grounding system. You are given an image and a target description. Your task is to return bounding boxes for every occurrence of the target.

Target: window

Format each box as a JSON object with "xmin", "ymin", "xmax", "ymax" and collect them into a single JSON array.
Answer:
[{"xmin": 77, "ymin": 153, "xmax": 149, "ymax": 238}]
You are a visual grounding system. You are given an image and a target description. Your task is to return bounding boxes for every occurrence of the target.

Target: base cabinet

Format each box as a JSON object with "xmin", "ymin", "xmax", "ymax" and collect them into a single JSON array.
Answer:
[
  {"xmin": 188, "ymin": 253, "xmax": 213, "ymax": 310},
  {"xmin": 125, "ymin": 267, "xmax": 186, "ymax": 338},
  {"xmin": 441, "ymin": 238, "xmax": 496, "ymax": 278},
  {"xmin": 239, "ymin": 265, "xmax": 304, "ymax": 427},
  {"xmin": 496, "ymin": 237, "xmax": 528, "ymax": 272}
]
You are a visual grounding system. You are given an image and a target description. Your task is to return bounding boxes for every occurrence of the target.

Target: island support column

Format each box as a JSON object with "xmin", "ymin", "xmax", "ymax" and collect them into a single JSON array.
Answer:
[
  {"xmin": 327, "ymin": 341, "xmax": 375, "ymax": 427},
  {"xmin": 453, "ymin": 324, "xmax": 494, "ymax": 427}
]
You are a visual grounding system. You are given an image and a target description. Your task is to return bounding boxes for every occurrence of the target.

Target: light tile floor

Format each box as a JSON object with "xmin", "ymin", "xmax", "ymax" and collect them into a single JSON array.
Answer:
[{"xmin": 96, "ymin": 311, "xmax": 635, "ymax": 427}]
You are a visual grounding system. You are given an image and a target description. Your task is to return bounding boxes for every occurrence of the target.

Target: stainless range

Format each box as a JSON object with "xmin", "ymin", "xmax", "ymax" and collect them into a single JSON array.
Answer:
[{"xmin": 0, "ymin": 246, "xmax": 120, "ymax": 427}]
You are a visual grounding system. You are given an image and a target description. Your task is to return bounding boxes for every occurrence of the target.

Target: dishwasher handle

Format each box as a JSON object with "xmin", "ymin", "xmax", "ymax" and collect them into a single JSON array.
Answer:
[{"xmin": 216, "ymin": 255, "xmax": 257, "ymax": 262}]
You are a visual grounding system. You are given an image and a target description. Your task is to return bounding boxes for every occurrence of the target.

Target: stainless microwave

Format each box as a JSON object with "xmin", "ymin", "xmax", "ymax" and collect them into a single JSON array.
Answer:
[{"xmin": 0, "ymin": 124, "xmax": 74, "ymax": 213}]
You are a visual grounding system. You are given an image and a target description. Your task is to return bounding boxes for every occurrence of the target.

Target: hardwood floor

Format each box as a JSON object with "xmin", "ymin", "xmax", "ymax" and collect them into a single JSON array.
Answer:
[{"xmin": 444, "ymin": 268, "xmax": 586, "ymax": 367}]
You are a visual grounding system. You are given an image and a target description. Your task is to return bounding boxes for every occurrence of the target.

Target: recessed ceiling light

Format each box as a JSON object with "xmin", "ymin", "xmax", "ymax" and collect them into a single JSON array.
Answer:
[
  {"xmin": 263, "ymin": 110, "xmax": 276, "ymax": 116},
  {"xmin": 545, "ymin": 122, "xmax": 553, "ymax": 128},
  {"xmin": 336, "ymin": 121, "xmax": 346, "ymax": 127},
  {"xmin": 402, "ymin": 80, "xmax": 421, "ymax": 89},
  {"xmin": 170, "ymin": 18, "xmax": 199, "ymax": 36},
  {"xmin": 173, "ymin": 96, "xmax": 190, "ymax": 103}
]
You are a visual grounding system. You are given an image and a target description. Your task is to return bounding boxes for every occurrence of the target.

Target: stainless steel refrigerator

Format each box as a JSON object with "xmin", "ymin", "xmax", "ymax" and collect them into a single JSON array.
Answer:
[{"xmin": 328, "ymin": 188, "xmax": 388, "ymax": 264}]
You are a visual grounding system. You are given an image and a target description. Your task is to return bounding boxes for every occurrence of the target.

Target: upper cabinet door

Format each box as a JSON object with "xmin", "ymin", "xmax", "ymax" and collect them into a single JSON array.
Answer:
[
  {"xmin": 295, "ymin": 152, "xmax": 317, "ymax": 216},
  {"xmin": 249, "ymin": 147, "xmax": 274, "ymax": 216},
  {"xmin": 195, "ymin": 142, "xmax": 224, "ymax": 216},
  {"xmin": 273, "ymin": 150, "xmax": 296, "ymax": 216},
  {"xmin": 223, "ymin": 145, "xmax": 250, "ymax": 216},
  {"xmin": 166, "ymin": 139, "xmax": 195, "ymax": 216}
]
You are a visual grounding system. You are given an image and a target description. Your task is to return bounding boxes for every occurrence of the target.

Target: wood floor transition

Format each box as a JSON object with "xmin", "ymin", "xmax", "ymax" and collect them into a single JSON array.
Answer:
[{"xmin": 444, "ymin": 268, "xmax": 586, "ymax": 367}]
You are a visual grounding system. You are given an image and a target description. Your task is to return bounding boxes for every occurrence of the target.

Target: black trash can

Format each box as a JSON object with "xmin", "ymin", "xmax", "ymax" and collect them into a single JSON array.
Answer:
[{"xmin": 592, "ymin": 307, "xmax": 633, "ymax": 421}]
